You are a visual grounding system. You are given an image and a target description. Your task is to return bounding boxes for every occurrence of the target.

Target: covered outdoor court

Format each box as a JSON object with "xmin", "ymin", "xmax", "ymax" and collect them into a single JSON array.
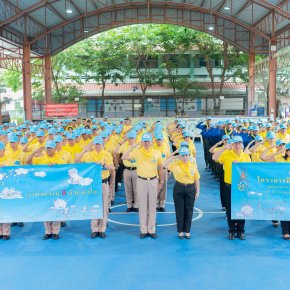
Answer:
[{"xmin": 1, "ymin": 143, "xmax": 290, "ymax": 290}]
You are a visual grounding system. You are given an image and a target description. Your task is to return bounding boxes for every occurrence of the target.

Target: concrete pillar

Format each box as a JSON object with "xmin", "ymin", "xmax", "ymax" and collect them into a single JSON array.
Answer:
[
  {"xmin": 44, "ymin": 55, "xmax": 52, "ymax": 104},
  {"xmin": 248, "ymin": 49, "xmax": 255, "ymax": 114},
  {"xmin": 22, "ymin": 42, "xmax": 32, "ymax": 121},
  {"xmin": 268, "ymin": 55, "xmax": 277, "ymax": 119}
]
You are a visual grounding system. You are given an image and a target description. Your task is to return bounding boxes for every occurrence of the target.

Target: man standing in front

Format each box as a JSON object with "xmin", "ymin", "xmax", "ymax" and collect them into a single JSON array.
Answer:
[
  {"xmin": 123, "ymin": 133, "xmax": 164, "ymax": 239},
  {"xmin": 213, "ymin": 136, "xmax": 251, "ymax": 240}
]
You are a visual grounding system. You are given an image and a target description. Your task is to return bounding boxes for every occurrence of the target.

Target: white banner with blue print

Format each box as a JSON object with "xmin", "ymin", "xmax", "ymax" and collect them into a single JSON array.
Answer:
[
  {"xmin": 232, "ymin": 163, "xmax": 290, "ymax": 221},
  {"xmin": 0, "ymin": 163, "xmax": 103, "ymax": 223}
]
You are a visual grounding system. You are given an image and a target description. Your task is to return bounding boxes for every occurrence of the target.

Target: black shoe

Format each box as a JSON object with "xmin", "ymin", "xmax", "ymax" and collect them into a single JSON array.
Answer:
[
  {"xmin": 126, "ymin": 207, "xmax": 132, "ymax": 212},
  {"xmin": 91, "ymin": 232, "xmax": 99, "ymax": 239},
  {"xmin": 61, "ymin": 222, "xmax": 66, "ymax": 227},
  {"xmin": 178, "ymin": 235, "xmax": 184, "ymax": 239},
  {"xmin": 11, "ymin": 223, "xmax": 17, "ymax": 227},
  {"xmin": 159, "ymin": 207, "xmax": 166, "ymax": 212},
  {"xmin": 43, "ymin": 234, "xmax": 52, "ymax": 240},
  {"xmin": 272, "ymin": 222, "xmax": 279, "ymax": 227},
  {"xmin": 52, "ymin": 234, "xmax": 59, "ymax": 240},
  {"xmin": 17, "ymin": 222, "xmax": 24, "ymax": 227},
  {"xmin": 3, "ymin": 235, "xmax": 10, "ymax": 240},
  {"xmin": 140, "ymin": 233, "xmax": 147, "ymax": 239},
  {"xmin": 149, "ymin": 233, "xmax": 157, "ymax": 239},
  {"xmin": 109, "ymin": 208, "xmax": 112, "ymax": 213},
  {"xmin": 222, "ymin": 207, "xmax": 226, "ymax": 211},
  {"xmin": 156, "ymin": 207, "xmax": 160, "ymax": 212},
  {"xmin": 237, "ymin": 232, "xmax": 245, "ymax": 240},
  {"xmin": 228, "ymin": 233, "xmax": 235, "ymax": 240},
  {"xmin": 134, "ymin": 208, "xmax": 139, "ymax": 212},
  {"xmin": 111, "ymin": 200, "xmax": 114, "ymax": 206},
  {"xmin": 0, "ymin": 235, "xmax": 3, "ymax": 239},
  {"xmin": 99, "ymin": 232, "xmax": 106, "ymax": 238}
]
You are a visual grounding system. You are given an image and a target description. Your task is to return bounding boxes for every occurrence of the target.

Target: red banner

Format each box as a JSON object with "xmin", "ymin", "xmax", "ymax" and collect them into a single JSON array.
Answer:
[{"xmin": 45, "ymin": 104, "xmax": 78, "ymax": 117}]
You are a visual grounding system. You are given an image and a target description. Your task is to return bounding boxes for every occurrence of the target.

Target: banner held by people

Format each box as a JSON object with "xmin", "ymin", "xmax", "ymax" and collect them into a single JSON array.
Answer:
[
  {"xmin": 232, "ymin": 163, "xmax": 290, "ymax": 221},
  {"xmin": 0, "ymin": 163, "xmax": 102, "ymax": 223}
]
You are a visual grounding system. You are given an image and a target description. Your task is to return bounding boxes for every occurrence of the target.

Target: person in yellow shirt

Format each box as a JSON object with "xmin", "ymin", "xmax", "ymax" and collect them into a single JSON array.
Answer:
[
  {"xmin": 153, "ymin": 133, "xmax": 171, "ymax": 212},
  {"xmin": 79, "ymin": 129, "xmax": 91, "ymax": 148},
  {"xmin": 19, "ymin": 137, "xmax": 30, "ymax": 165},
  {"xmin": 54, "ymin": 135, "xmax": 73, "ymax": 164},
  {"xmin": 213, "ymin": 136, "xmax": 251, "ymax": 240},
  {"xmin": 63, "ymin": 134, "xmax": 82, "ymax": 160},
  {"xmin": 114, "ymin": 131, "xmax": 138, "ymax": 212},
  {"xmin": 277, "ymin": 124, "xmax": 290, "ymax": 143},
  {"xmin": 261, "ymin": 139, "xmax": 286, "ymax": 162},
  {"xmin": 0, "ymin": 141, "xmax": 12, "ymax": 240},
  {"xmin": 5, "ymin": 133, "xmax": 22, "ymax": 165},
  {"xmin": 75, "ymin": 136, "xmax": 115, "ymax": 239},
  {"xmin": 123, "ymin": 133, "xmax": 164, "ymax": 239},
  {"xmin": 163, "ymin": 146, "xmax": 200, "ymax": 239},
  {"xmin": 244, "ymin": 136, "xmax": 265, "ymax": 162},
  {"xmin": 27, "ymin": 140, "xmax": 65, "ymax": 240}
]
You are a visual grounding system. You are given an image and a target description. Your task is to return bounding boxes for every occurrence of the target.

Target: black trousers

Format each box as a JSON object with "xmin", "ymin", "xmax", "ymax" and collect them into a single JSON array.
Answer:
[
  {"xmin": 281, "ymin": 221, "xmax": 290, "ymax": 235},
  {"xmin": 173, "ymin": 181, "xmax": 196, "ymax": 233},
  {"xmin": 217, "ymin": 164, "xmax": 226, "ymax": 208},
  {"xmin": 115, "ymin": 163, "xmax": 124, "ymax": 191},
  {"xmin": 224, "ymin": 184, "xmax": 245, "ymax": 233},
  {"xmin": 202, "ymin": 137, "xmax": 210, "ymax": 167}
]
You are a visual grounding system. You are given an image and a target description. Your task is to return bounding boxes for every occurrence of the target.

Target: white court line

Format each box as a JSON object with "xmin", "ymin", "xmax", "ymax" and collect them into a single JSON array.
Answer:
[{"xmin": 109, "ymin": 211, "xmax": 225, "ymax": 215}]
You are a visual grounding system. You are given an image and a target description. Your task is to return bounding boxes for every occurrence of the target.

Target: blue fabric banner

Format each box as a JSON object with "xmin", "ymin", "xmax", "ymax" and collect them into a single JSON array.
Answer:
[
  {"xmin": 0, "ymin": 163, "xmax": 103, "ymax": 223},
  {"xmin": 232, "ymin": 163, "xmax": 290, "ymax": 221}
]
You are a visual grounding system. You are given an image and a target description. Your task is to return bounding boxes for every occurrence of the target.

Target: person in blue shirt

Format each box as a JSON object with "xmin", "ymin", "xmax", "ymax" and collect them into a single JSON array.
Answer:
[{"xmin": 196, "ymin": 117, "xmax": 212, "ymax": 169}]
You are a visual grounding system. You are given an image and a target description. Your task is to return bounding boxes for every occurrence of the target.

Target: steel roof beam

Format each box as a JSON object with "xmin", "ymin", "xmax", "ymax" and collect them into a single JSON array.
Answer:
[
  {"xmin": 214, "ymin": 0, "xmax": 228, "ymax": 12},
  {"xmin": 70, "ymin": 0, "xmax": 85, "ymax": 14},
  {"xmin": 47, "ymin": 3, "xmax": 66, "ymax": 21},
  {"xmin": 252, "ymin": 0, "xmax": 290, "ymax": 19},
  {"xmin": 234, "ymin": 1, "xmax": 252, "ymax": 18},
  {"xmin": 29, "ymin": 1, "xmax": 271, "ymax": 45},
  {"xmin": 90, "ymin": 0, "xmax": 98, "ymax": 10}
]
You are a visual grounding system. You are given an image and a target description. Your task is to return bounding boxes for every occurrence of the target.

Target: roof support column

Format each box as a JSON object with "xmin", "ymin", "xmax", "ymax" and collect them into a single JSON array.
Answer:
[
  {"xmin": 268, "ymin": 55, "xmax": 277, "ymax": 119},
  {"xmin": 22, "ymin": 41, "xmax": 32, "ymax": 121},
  {"xmin": 248, "ymin": 48, "xmax": 255, "ymax": 114},
  {"xmin": 44, "ymin": 54, "xmax": 52, "ymax": 104}
]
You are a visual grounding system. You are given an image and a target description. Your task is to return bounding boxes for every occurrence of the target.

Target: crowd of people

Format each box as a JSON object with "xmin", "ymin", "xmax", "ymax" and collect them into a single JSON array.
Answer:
[
  {"xmin": 0, "ymin": 115, "xmax": 289, "ymax": 241},
  {"xmin": 197, "ymin": 116, "xmax": 290, "ymax": 240}
]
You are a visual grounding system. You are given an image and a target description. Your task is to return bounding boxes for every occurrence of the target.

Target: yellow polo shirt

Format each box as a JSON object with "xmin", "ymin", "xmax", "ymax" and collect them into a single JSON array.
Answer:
[
  {"xmin": 250, "ymin": 144, "xmax": 266, "ymax": 162},
  {"xmin": 218, "ymin": 150, "xmax": 251, "ymax": 184},
  {"xmin": 275, "ymin": 155, "xmax": 290, "ymax": 162},
  {"xmin": 119, "ymin": 142, "xmax": 137, "ymax": 168},
  {"xmin": 153, "ymin": 143, "xmax": 171, "ymax": 162},
  {"xmin": 32, "ymin": 153, "xmax": 65, "ymax": 165},
  {"xmin": 129, "ymin": 147, "xmax": 162, "ymax": 178},
  {"xmin": 56, "ymin": 149, "xmax": 73, "ymax": 164},
  {"xmin": 81, "ymin": 149, "xmax": 113, "ymax": 179},
  {"xmin": 0, "ymin": 155, "xmax": 12, "ymax": 166},
  {"xmin": 168, "ymin": 160, "xmax": 200, "ymax": 184}
]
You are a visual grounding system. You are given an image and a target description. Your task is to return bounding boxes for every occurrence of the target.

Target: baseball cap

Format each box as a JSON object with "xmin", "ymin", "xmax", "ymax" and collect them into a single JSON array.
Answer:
[
  {"xmin": 93, "ymin": 136, "xmax": 103, "ymax": 145},
  {"xmin": 255, "ymin": 136, "xmax": 263, "ymax": 141},
  {"xmin": 280, "ymin": 124, "xmax": 287, "ymax": 129},
  {"xmin": 127, "ymin": 131, "xmax": 137, "ymax": 139},
  {"xmin": 142, "ymin": 133, "xmax": 152, "ymax": 142},
  {"xmin": 20, "ymin": 137, "xmax": 28, "ymax": 144},
  {"xmin": 180, "ymin": 141, "xmax": 189, "ymax": 147},
  {"xmin": 8, "ymin": 134, "xmax": 18, "ymax": 143},
  {"xmin": 179, "ymin": 146, "xmax": 190, "ymax": 156},
  {"xmin": 45, "ymin": 140, "xmax": 56, "ymax": 149},
  {"xmin": 183, "ymin": 131, "xmax": 191, "ymax": 138},
  {"xmin": 222, "ymin": 135, "xmax": 231, "ymax": 140},
  {"xmin": 155, "ymin": 133, "xmax": 164, "ymax": 140},
  {"xmin": 231, "ymin": 136, "xmax": 243, "ymax": 143},
  {"xmin": 36, "ymin": 130, "xmax": 45, "ymax": 137},
  {"xmin": 54, "ymin": 135, "xmax": 63, "ymax": 143},
  {"xmin": 276, "ymin": 139, "xmax": 286, "ymax": 146},
  {"xmin": 266, "ymin": 132, "xmax": 275, "ymax": 139},
  {"xmin": 285, "ymin": 143, "xmax": 290, "ymax": 150}
]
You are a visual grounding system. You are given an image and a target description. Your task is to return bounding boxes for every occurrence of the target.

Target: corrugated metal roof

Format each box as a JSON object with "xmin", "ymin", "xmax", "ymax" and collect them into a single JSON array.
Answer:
[{"xmin": 0, "ymin": 0, "xmax": 288, "ymax": 56}]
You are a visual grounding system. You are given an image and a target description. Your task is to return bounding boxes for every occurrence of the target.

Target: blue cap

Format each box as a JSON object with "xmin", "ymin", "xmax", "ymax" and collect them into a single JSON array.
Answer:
[
  {"xmin": 248, "ymin": 126, "xmax": 253, "ymax": 130},
  {"xmin": 266, "ymin": 132, "xmax": 275, "ymax": 139},
  {"xmin": 179, "ymin": 146, "xmax": 190, "ymax": 155},
  {"xmin": 45, "ymin": 140, "xmax": 56, "ymax": 149},
  {"xmin": 81, "ymin": 129, "xmax": 87, "ymax": 135},
  {"xmin": 67, "ymin": 133, "xmax": 76, "ymax": 140},
  {"xmin": 276, "ymin": 139, "xmax": 286, "ymax": 146},
  {"xmin": 252, "ymin": 126, "xmax": 259, "ymax": 131},
  {"xmin": 93, "ymin": 136, "xmax": 103, "ymax": 145},
  {"xmin": 127, "ymin": 131, "xmax": 137, "ymax": 139},
  {"xmin": 206, "ymin": 116, "xmax": 212, "ymax": 120},
  {"xmin": 183, "ymin": 131, "xmax": 191, "ymax": 137},
  {"xmin": 222, "ymin": 135, "xmax": 231, "ymax": 140},
  {"xmin": 155, "ymin": 134, "xmax": 164, "ymax": 140},
  {"xmin": 54, "ymin": 135, "xmax": 63, "ymax": 143},
  {"xmin": 0, "ymin": 142, "xmax": 4, "ymax": 150},
  {"xmin": 20, "ymin": 137, "xmax": 28, "ymax": 144},
  {"xmin": 48, "ymin": 128, "xmax": 56, "ymax": 135},
  {"xmin": 231, "ymin": 136, "xmax": 243, "ymax": 143},
  {"xmin": 36, "ymin": 130, "xmax": 45, "ymax": 137},
  {"xmin": 57, "ymin": 127, "xmax": 64, "ymax": 133},
  {"xmin": 92, "ymin": 125, "xmax": 98, "ymax": 130},
  {"xmin": 86, "ymin": 129, "xmax": 93, "ymax": 135},
  {"xmin": 15, "ymin": 131, "xmax": 22, "ymax": 136},
  {"xmin": 232, "ymin": 123, "xmax": 237, "ymax": 128},
  {"xmin": 100, "ymin": 131, "xmax": 109, "ymax": 138},
  {"xmin": 266, "ymin": 123, "xmax": 272, "ymax": 128},
  {"xmin": 255, "ymin": 136, "xmax": 263, "ymax": 141},
  {"xmin": 8, "ymin": 133, "xmax": 18, "ymax": 143},
  {"xmin": 180, "ymin": 141, "xmax": 189, "ymax": 147},
  {"xmin": 280, "ymin": 124, "xmax": 287, "ymax": 129},
  {"xmin": 142, "ymin": 133, "xmax": 152, "ymax": 142},
  {"xmin": 285, "ymin": 143, "xmax": 290, "ymax": 150},
  {"xmin": 179, "ymin": 123, "xmax": 186, "ymax": 129}
]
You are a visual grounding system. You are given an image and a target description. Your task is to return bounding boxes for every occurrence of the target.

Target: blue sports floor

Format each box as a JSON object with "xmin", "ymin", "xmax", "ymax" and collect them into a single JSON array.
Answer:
[{"xmin": 1, "ymin": 142, "xmax": 290, "ymax": 290}]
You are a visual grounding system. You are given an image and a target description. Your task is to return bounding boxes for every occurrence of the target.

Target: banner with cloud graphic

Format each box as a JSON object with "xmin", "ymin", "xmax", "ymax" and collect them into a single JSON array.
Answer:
[
  {"xmin": 0, "ymin": 163, "xmax": 103, "ymax": 223},
  {"xmin": 231, "ymin": 163, "xmax": 290, "ymax": 221}
]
